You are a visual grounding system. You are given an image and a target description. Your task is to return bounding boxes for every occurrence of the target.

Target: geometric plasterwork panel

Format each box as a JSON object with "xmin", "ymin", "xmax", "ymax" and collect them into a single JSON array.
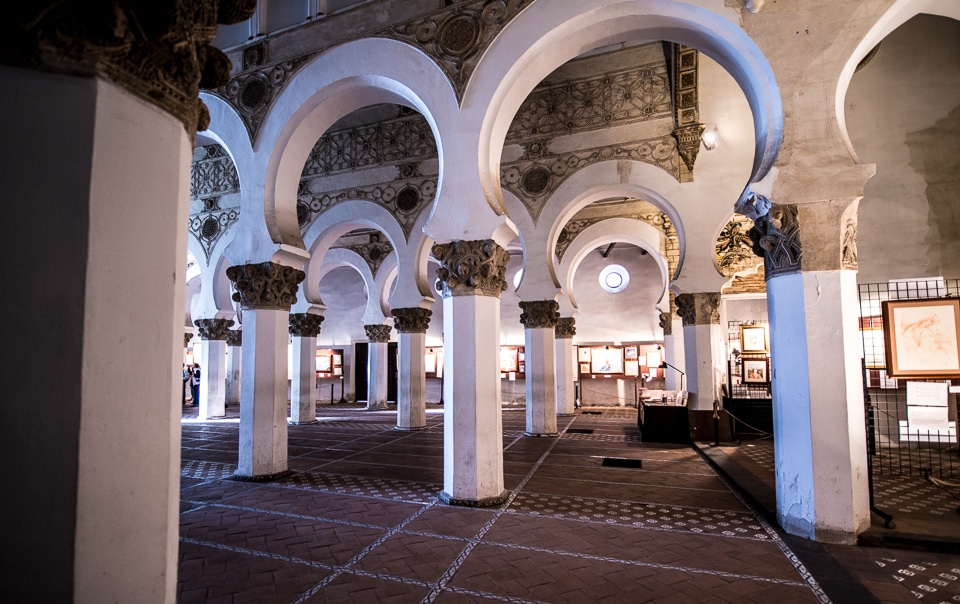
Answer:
[
  {"xmin": 298, "ymin": 178, "xmax": 437, "ymax": 242},
  {"xmin": 188, "ymin": 197, "xmax": 240, "ymax": 264},
  {"xmin": 332, "ymin": 240, "xmax": 395, "ymax": 278},
  {"xmin": 716, "ymin": 215, "xmax": 762, "ymax": 277},
  {"xmin": 191, "ymin": 144, "xmax": 240, "ymax": 201},
  {"xmin": 501, "ymin": 136, "xmax": 681, "ymax": 223}
]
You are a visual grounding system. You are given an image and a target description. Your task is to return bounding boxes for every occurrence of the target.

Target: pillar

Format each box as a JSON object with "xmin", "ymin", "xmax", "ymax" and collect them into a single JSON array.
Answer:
[
  {"xmin": 0, "ymin": 2, "xmax": 255, "ymax": 599},
  {"xmin": 227, "ymin": 261, "xmax": 305, "ymax": 480},
  {"xmin": 434, "ymin": 240, "xmax": 510, "ymax": 506},
  {"xmin": 392, "ymin": 307, "xmax": 432, "ymax": 430},
  {"xmin": 194, "ymin": 318, "xmax": 234, "ymax": 419},
  {"xmin": 520, "ymin": 300, "xmax": 560, "ymax": 436},
  {"xmin": 225, "ymin": 329, "xmax": 242, "ymax": 404},
  {"xmin": 675, "ymin": 292, "xmax": 723, "ymax": 410},
  {"xmin": 364, "ymin": 324, "xmax": 392, "ymax": 410},
  {"xmin": 289, "ymin": 313, "xmax": 324, "ymax": 425},
  {"xmin": 750, "ymin": 200, "xmax": 868, "ymax": 543},
  {"xmin": 659, "ymin": 294, "xmax": 686, "ymax": 390},
  {"xmin": 555, "ymin": 317, "xmax": 577, "ymax": 416}
]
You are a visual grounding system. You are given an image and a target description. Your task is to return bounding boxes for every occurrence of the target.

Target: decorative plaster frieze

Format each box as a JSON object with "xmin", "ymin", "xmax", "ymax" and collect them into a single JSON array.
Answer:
[
  {"xmin": 302, "ymin": 115, "xmax": 437, "ymax": 177},
  {"xmin": 432, "ymin": 239, "xmax": 510, "ymax": 298},
  {"xmin": 392, "ymin": 308, "xmax": 432, "ymax": 333},
  {"xmin": 3, "ymin": 2, "xmax": 256, "ymax": 136},
  {"xmin": 658, "ymin": 312, "xmax": 673, "ymax": 336},
  {"xmin": 189, "ymin": 206, "xmax": 240, "ymax": 263},
  {"xmin": 191, "ymin": 145, "xmax": 240, "ymax": 200},
  {"xmin": 226, "ymin": 262, "xmax": 304, "ymax": 310},
  {"xmin": 842, "ymin": 218, "xmax": 858, "ymax": 270},
  {"xmin": 555, "ymin": 317, "xmax": 576, "ymax": 339},
  {"xmin": 289, "ymin": 313, "xmax": 324, "ymax": 337},
  {"xmin": 519, "ymin": 300, "xmax": 560, "ymax": 329},
  {"xmin": 226, "ymin": 329, "xmax": 242, "ymax": 346},
  {"xmin": 335, "ymin": 240, "xmax": 395, "ymax": 278},
  {"xmin": 748, "ymin": 204, "xmax": 802, "ymax": 280},
  {"xmin": 364, "ymin": 324, "xmax": 392, "ymax": 343},
  {"xmin": 716, "ymin": 216, "xmax": 761, "ymax": 277},
  {"xmin": 195, "ymin": 317, "xmax": 235, "ymax": 340},
  {"xmin": 675, "ymin": 292, "xmax": 720, "ymax": 326}
]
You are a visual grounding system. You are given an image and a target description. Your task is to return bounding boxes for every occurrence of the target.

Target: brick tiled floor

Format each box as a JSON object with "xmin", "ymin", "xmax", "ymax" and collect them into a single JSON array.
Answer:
[{"xmin": 179, "ymin": 405, "xmax": 960, "ymax": 603}]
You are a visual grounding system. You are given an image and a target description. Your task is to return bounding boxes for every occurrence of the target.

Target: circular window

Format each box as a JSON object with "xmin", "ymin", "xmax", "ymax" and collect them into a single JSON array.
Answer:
[{"xmin": 599, "ymin": 264, "xmax": 630, "ymax": 294}]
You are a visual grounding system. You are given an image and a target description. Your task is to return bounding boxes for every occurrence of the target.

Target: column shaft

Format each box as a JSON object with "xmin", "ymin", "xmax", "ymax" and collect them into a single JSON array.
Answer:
[
  {"xmin": 525, "ymin": 327, "xmax": 558, "ymax": 436},
  {"xmin": 226, "ymin": 344, "xmax": 241, "ymax": 404},
  {"xmin": 366, "ymin": 341, "xmax": 389, "ymax": 410},
  {"xmin": 397, "ymin": 331, "xmax": 427, "ymax": 430},
  {"xmin": 199, "ymin": 339, "xmax": 228, "ymax": 418},
  {"xmin": 555, "ymin": 337, "xmax": 576, "ymax": 416},
  {"xmin": 290, "ymin": 335, "xmax": 318, "ymax": 424}
]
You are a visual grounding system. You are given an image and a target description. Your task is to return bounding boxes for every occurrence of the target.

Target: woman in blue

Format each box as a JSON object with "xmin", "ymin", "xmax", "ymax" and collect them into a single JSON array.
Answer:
[{"xmin": 190, "ymin": 363, "xmax": 201, "ymax": 407}]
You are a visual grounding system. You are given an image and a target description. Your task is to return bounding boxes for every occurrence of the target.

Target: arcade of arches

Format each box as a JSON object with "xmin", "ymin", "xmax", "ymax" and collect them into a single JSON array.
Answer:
[{"xmin": 4, "ymin": 0, "xmax": 960, "ymax": 600}]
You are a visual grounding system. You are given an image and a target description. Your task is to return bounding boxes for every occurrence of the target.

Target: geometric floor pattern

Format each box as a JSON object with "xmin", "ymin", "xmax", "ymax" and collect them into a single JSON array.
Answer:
[{"xmin": 179, "ymin": 405, "xmax": 960, "ymax": 603}]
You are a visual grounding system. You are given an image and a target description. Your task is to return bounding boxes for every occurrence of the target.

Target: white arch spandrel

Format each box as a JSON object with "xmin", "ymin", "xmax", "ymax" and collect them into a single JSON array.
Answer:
[
  {"xmin": 317, "ymin": 248, "xmax": 389, "ymax": 326},
  {"xmin": 466, "ymin": 0, "xmax": 782, "ymax": 214}
]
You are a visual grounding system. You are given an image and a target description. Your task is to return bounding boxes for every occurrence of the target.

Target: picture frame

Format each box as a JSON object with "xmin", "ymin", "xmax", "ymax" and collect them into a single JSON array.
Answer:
[
  {"xmin": 624, "ymin": 346, "xmax": 638, "ymax": 361},
  {"xmin": 740, "ymin": 324, "xmax": 769, "ymax": 354},
  {"xmin": 578, "ymin": 347, "xmax": 591, "ymax": 363},
  {"xmin": 500, "ymin": 346, "xmax": 519, "ymax": 373},
  {"xmin": 742, "ymin": 358, "xmax": 769, "ymax": 384},
  {"xmin": 881, "ymin": 299, "xmax": 960, "ymax": 378},
  {"xmin": 424, "ymin": 352, "xmax": 437, "ymax": 374},
  {"xmin": 316, "ymin": 354, "xmax": 332, "ymax": 372},
  {"xmin": 590, "ymin": 346, "xmax": 623, "ymax": 374},
  {"xmin": 518, "ymin": 362, "xmax": 525, "ymax": 374}
]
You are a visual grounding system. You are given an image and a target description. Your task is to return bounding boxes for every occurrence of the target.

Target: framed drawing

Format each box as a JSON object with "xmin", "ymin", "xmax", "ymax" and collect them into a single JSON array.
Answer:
[
  {"xmin": 424, "ymin": 352, "xmax": 437, "ymax": 374},
  {"xmin": 518, "ymin": 362, "xmax": 525, "ymax": 373},
  {"xmin": 579, "ymin": 362, "xmax": 590, "ymax": 374},
  {"xmin": 881, "ymin": 299, "xmax": 960, "ymax": 378},
  {"xmin": 740, "ymin": 325, "xmax": 769, "ymax": 354},
  {"xmin": 316, "ymin": 354, "xmax": 332, "ymax": 372},
  {"xmin": 578, "ymin": 347, "xmax": 591, "ymax": 363},
  {"xmin": 500, "ymin": 347, "xmax": 519, "ymax": 373},
  {"xmin": 333, "ymin": 367, "xmax": 342, "ymax": 376},
  {"xmin": 591, "ymin": 346, "xmax": 623, "ymax": 374},
  {"xmin": 624, "ymin": 346, "xmax": 638, "ymax": 361},
  {"xmin": 742, "ymin": 358, "xmax": 769, "ymax": 384}
]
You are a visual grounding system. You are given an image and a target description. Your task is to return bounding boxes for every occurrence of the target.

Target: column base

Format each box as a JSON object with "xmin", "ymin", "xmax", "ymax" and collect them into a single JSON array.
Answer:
[
  {"xmin": 231, "ymin": 469, "xmax": 294, "ymax": 483},
  {"xmin": 394, "ymin": 426, "xmax": 428, "ymax": 431},
  {"xmin": 439, "ymin": 490, "xmax": 510, "ymax": 507},
  {"xmin": 523, "ymin": 431, "xmax": 559, "ymax": 438}
]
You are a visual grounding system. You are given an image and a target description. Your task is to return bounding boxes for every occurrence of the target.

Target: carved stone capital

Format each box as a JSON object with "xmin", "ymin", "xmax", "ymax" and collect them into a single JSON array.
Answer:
[
  {"xmin": 555, "ymin": 317, "xmax": 576, "ymax": 339},
  {"xmin": 432, "ymin": 240, "xmax": 510, "ymax": 298},
  {"xmin": 365, "ymin": 324, "xmax": 392, "ymax": 343},
  {"xmin": 226, "ymin": 329, "xmax": 242, "ymax": 347},
  {"xmin": 673, "ymin": 123, "xmax": 705, "ymax": 171},
  {"xmin": 184, "ymin": 332, "xmax": 193, "ymax": 348},
  {"xmin": 4, "ymin": 1, "xmax": 256, "ymax": 136},
  {"xmin": 194, "ymin": 317, "xmax": 234, "ymax": 340},
  {"xmin": 392, "ymin": 308, "xmax": 432, "ymax": 333},
  {"xmin": 519, "ymin": 300, "xmax": 560, "ymax": 329},
  {"xmin": 658, "ymin": 312, "xmax": 673, "ymax": 336},
  {"xmin": 675, "ymin": 293, "xmax": 720, "ymax": 326},
  {"xmin": 289, "ymin": 314, "xmax": 324, "ymax": 338},
  {"xmin": 226, "ymin": 262, "xmax": 304, "ymax": 310},
  {"xmin": 748, "ymin": 204, "xmax": 802, "ymax": 280}
]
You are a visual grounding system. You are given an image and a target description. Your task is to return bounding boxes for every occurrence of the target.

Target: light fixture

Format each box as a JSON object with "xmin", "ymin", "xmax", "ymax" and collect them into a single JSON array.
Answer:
[
  {"xmin": 659, "ymin": 360, "xmax": 685, "ymax": 392},
  {"xmin": 701, "ymin": 124, "xmax": 718, "ymax": 151}
]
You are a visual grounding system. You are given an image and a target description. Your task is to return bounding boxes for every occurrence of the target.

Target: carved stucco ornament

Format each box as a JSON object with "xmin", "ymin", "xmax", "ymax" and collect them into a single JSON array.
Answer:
[
  {"xmin": 675, "ymin": 293, "xmax": 720, "ymax": 326},
  {"xmin": 3, "ymin": 1, "xmax": 256, "ymax": 137},
  {"xmin": 226, "ymin": 262, "xmax": 305, "ymax": 310},
  {"xmin": 392, "ymin": 308, "xmax": 432, "ymax": 333},
  {"xmin": 364, "ymin": 324, "xmax": 392, "ymax": 343},
  {"xmin": 184, "ymin": 332, "xmax": 194, "ymax": 347},
  {"xmin": 519, "ymin": 300, "xmax": 560, "ymax": 329},
  {"xmin": 658, "ymin": 312, "xmax": 673, "ymax": 336},
  {"xmin": 555, "ymin": 317, "xmax": 576, "ymax": 339},
  {"xmin": 194, "ymin": 317, "xmax": 235, "ymax": 340},
  {"xmin": 747, "ymin": 204, "xmax": 802, "ymax": 280},
  {"xmin": 432, "ymin": 240, "xmax": 510, "ymax": 298},
  {"xmin": 842, "ymin": 218, "xmax": 858, "ymax": 270},
  {"xmin": 226, "ymin": 329, "xmax": 242, "ymax": 347},
  {"xmin": 289, "ymin": 313, "xmax": 324, "ymax": 338}
]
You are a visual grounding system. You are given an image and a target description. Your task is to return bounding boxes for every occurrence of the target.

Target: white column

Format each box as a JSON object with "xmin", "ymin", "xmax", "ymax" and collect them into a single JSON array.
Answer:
[
  {"xmin": 397, "ymin": 330, "xmax": 428, "ymax": 429},
  {"xmin": 199, "ymin": 338, "xmax": 228, "ymax": 419},
  {"xmin": 661, "ymin": 312, "xmax": 686, "ymax": 391},
  {"xmin": 555, "ymin": 318, "xmax": 577, "ymax": 416},
  {"xmin": 290, "ymin": 335, "xmax": 318, "ymax": 424},
  {"xmin": 364, "ymin": 324, "xmax": 391, "ymax": 410},
  {"xmin": 677, "ymin": 293, "xmax": 722, "ymax": 411},
  {"xmin": 226, "ymin": 331, "xmax": 242, "ymax": 405},
  {"xmin": 524, "ymin": 325, "xmax": 558, "ymax": 435}
]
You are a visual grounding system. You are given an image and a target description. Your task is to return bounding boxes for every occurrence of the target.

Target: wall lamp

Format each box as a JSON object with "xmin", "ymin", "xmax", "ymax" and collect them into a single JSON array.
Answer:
[
  {"xmin": 701, "ymin": 124, "xmax": 718, "ymax": 151},
  {"xmin": 659, "ymin": 360, "xmax": 685, "ymax": 392}
]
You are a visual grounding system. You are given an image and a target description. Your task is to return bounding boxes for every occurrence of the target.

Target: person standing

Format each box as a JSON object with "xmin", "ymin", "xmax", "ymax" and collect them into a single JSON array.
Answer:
[
  {"xmin": 182, "ymin": 364, "xmax": 189, "ymax": 405},
  {"xmin": 190, "ymin": 363, "xmax": 201, "ymax": 407}
]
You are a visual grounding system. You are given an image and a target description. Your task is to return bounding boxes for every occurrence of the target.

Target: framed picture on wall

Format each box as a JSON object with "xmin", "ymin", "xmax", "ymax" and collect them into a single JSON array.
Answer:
[
  {"xmin": 424, "ymin": 352, "xmax": 437, "ymax": 374},
  {"xmin": 317, "ymin": 355, "xmax": 332, "ymax": 372},
  {"xmin": 500, "ymin": 347, "xmax": 519, "ymax": 373},
  {"xmin": 590, "ymin": 346, "xmax": 623, "ymax": 374},
  {"xmin": 624, "ymin": 346, "xmax": 638, "ymax": 361},
  {"xmin": 742, "ymin": 358, "xmax": 769, "ymax": 384},
  {"xmin": 881, "ymin": 299, "xmax": 960, "ymax": 378},
  {"xmin": 740, "ymin": 324, "xmax": 769, "ymax": 354},
  {"xmin": 578, "ymin": 347, "xmax": 591, "ymax": 363},
  {"xmin": 579, "ymin": 362, "xmax": 590, "ymax": 374}
]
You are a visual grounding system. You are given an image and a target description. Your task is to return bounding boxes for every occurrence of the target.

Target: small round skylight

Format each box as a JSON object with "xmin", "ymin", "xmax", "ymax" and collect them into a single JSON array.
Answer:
[{"xmin": 599, "ymin": 264, "xmax": 630, "ymax": 294}]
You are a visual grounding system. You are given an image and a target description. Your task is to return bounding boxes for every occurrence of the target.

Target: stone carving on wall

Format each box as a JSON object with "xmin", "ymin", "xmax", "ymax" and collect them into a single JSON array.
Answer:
[
  {"xmin": 658, "ymin": 312, "xmax": 673, "ymax": 336},
  {"xmin": 675, "ymin": 292, "xmax": 720, "ymax": 326},
  {"xmin": 748, "ymin": 204, "xmax": 802, "ymax": 280},
  {"xmin": 4, "ymin": 1, "xmax": 256, "ymax": 136},
  {"xmin": 432, "ymin": 239, "xmax": 510, "ymax": 298},
  {"xmin": 184, "ymin": 332, "xmax": 194, "ymax": 348},
  {"xmin": 334, "ymin": 240, "xmax": 395, "ymax": 278},
  {"xmin": 842, "ymin": 218, "xmax": 858, "ymax": 270},
  {"xmin": 194, "ymin": 317, "xmax": 235, "ymax": 340},
  {"xmin": 189, "ymin": 201, "xmax": 240, "ymax": 263},
  {"xmin": 392, "ymin": 307, "xmax": 432, "ymax": 333},
  {"xmin": 298, "ymin": 178, "xmax": 436, "ymax": 240},
  {"xmin": 555, "ymin": 317, "xmax": 576, "ymax": 339},
  {"xmin": 716, "ymin": 216, "xmax": 762, "ymax": 277},
  {"xmin": 226, "ymin": 262, "xmax": 305, "ymax": 310},
  {"xmin": 226, "ymin": 329, "xmax": 242, "ymax": 346},
  {"xmin": 388, "ymin": 0, "xmax": 530, "ymax": 98},
  {"xmin": 192, "ymin": 145, "xmax": 240, "ymax": 199},
  {"xmin": 519, "ymin": 300, "xmax": 560, "ymax": 329},
  {"xmin": 289, "ymin": 313, "xmax": 324, "ymax": 337},
  {"xmin": 670, "ymin": 44, "xmax": 703, "ymax": 179},
  {"xmin": 364, "ymin": 324, "xmax": 393, "ymax": 343},
  {"xmin": 501, "ymin": 136, "xmax": 680, "ymax": 222}
]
